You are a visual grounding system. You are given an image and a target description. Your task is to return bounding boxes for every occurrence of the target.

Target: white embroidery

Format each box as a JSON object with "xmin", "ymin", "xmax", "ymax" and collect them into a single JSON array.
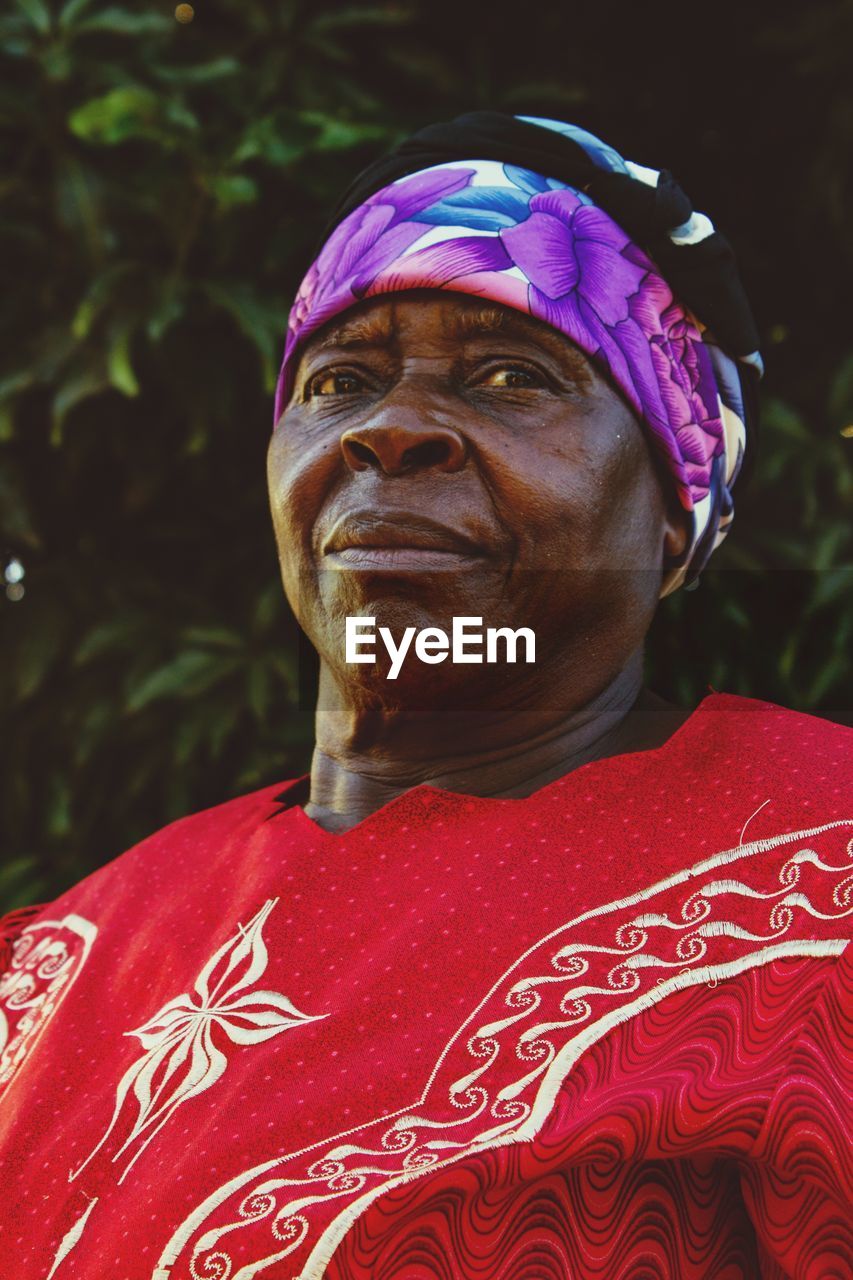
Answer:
[
  {"xmin": 0, "ymin": 913, "xmax": 97, "ymax": 1091},
  {"xmin": 46, "ymin": 1197, "xmax": 99, "ymax": 1278},
  {"xmin": 71, "ymin": 898, "xmax": 328, "ymax": 1187},
  {"xmin": 153, "ymin": 821, "xmax": 853, "ymax": 1280}
]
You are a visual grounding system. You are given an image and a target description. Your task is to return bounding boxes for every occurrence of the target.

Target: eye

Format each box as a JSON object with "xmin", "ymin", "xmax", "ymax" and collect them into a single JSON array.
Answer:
[
  {"xmin": 476, "ymin": 364, "xmax": 542, "ymax": 390},
  {"xmin": 306, "ymin": 369, "xmax": 365, "ymax": 398}
]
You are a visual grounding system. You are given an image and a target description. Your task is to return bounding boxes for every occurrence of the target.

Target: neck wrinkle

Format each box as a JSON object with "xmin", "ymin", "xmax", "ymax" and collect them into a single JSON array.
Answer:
[{"xmin": 304, "ymin": 651, "xmax": 677, "ymax": 833}]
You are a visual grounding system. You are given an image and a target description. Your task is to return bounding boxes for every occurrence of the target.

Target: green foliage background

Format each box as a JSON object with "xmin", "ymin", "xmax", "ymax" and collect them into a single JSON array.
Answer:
[{"xmin": 1, "ymin": 0, "xmax": 851, "ymax": 911}]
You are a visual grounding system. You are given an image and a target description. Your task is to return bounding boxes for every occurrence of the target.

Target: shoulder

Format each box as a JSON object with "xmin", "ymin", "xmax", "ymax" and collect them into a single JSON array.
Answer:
[
  {"xmin": 699, "ymin": 692, "xmax": 853, "ymax": 754},
  {"xmin": 30, "ymin": 776, "xmax": 304, "ymax": 926},
  {"xmin": 120, "ymin": 776, "xmax": 299, "ymax": 861},
  {"xmin": 692, "ymin": 691, "xmax": 853, "ymax": 799}
]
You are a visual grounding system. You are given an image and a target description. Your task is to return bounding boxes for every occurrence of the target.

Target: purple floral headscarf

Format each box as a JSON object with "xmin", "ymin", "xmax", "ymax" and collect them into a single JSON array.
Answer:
[{"xmin": 275, "ymin": 137, "xmax": 751, "ymax": 595}]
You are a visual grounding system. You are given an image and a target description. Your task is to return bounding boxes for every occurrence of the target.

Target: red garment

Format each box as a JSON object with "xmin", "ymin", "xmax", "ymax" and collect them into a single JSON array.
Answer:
[{"xmin": 0, "ymin": 692, "xmax": 851, "ymax": 1279}]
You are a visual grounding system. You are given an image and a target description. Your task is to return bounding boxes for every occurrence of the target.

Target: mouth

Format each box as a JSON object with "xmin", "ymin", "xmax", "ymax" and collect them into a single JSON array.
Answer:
[{"xmin": 322, "ymin": 513, "xmax": 490, "ymax": 571}]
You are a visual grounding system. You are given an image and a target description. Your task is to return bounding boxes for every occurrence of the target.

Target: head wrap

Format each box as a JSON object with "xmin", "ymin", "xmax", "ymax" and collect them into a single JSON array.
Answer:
[{"xmin": 275, "ymin": 113, "xmax": 762, "ymax": 594}]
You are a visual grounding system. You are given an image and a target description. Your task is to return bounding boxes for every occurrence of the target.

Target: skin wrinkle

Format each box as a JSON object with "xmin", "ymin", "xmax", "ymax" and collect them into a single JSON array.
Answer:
[
  {"xmin": 298, "ymin": 303, "xmax": 594, "ymax": 409},
  {"xmin": 306, "ymin": 300, "xmax": 588, "ymax": 361},
  {"xmin": 305, "ymin": 647, "xmax": 649, "ymax": 798},
  {"xmin": 268, "ymin": 291, "xmax": 692, "ymax": 833}
]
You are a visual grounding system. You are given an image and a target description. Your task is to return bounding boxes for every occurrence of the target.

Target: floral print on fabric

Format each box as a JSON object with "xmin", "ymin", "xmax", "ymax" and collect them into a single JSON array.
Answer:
[{"xmin": 275, "ymin": 159, "xmax": 747, "ymax": 589}]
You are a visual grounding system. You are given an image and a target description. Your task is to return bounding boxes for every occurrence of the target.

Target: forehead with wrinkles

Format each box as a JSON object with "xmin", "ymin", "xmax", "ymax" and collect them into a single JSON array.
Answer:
[{"xmin": 298, "ymin": 294, "xmax": 595, "ymax": 385}]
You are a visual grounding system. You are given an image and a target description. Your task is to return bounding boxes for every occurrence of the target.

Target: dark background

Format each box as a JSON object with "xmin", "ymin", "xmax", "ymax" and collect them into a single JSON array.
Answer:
[{"xmin": 1, "ymin": 0, "xmax": 851, "ymax": 911}]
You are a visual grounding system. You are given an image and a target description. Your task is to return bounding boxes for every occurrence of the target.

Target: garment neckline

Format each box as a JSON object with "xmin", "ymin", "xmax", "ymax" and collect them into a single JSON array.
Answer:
[{"xmin": 269, "ymin": 691, "xmax": 726, "ymax": 841}]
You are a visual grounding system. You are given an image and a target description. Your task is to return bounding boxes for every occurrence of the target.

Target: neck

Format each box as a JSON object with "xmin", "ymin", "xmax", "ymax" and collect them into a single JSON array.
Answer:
[{"xmin": 304, "ymin": 648, "xmax": 691, "ymax": 833}]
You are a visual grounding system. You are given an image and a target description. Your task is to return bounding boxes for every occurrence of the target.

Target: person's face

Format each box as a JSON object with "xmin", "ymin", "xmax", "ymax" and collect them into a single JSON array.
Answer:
[{"xmin": 268, "ymin": 291, "xmax": 688, "ymax": 700}]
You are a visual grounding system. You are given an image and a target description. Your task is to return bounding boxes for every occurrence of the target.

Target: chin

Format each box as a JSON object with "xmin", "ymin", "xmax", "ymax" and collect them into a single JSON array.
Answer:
[
  {"xmin": 317, "ymin": 653, "xmax": 518, "ymax": 717},
  {"xmin": 318, "ymin": 568, "xmax": 488, "ymax": 633}
]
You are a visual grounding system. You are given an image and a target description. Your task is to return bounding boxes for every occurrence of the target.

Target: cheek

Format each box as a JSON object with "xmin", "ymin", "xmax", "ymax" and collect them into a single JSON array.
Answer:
[
  {"xmin": 267, "ymin": 429, "xmax": 340, "ymax": 633},
  {"xmin": 267, "ymin": 423, "xmax": 336, "ymax": 565},
  {"xmin": 493, "ymin": 414, "xmax": 664, "ymax": 574},
  {"xmin": 582, "ymin": 459, "xmax": 666, "ymax": 575},
  {"xmin": 484, "ymin": 430, "xmax": 609, "ymax": 564}
]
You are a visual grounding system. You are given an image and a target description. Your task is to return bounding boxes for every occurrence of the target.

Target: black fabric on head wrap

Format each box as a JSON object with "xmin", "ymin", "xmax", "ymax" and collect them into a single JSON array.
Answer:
[{"xmin": 320, "ymin": 111, "xmax": 761, "ymax": 487}]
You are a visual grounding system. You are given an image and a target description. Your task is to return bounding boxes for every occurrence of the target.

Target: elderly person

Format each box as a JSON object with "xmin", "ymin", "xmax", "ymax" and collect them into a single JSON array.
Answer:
[{"xmin": 1, "ymin": 114, "xmax": 850, "ymax": 1280}]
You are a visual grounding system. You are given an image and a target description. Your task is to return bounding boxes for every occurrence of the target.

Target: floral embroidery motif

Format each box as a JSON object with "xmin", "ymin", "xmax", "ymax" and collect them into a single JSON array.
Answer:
[
  {"xmin": 70, "ymin": 897, "xmax": 327, "ymax": 1186},
  {"xmin": 154, "ymin": 822, "xmax": 853, "ymax": 1280},
  {"xmin": 0, "ymin": 913, "xmax": 97, "ymax": 1092}
]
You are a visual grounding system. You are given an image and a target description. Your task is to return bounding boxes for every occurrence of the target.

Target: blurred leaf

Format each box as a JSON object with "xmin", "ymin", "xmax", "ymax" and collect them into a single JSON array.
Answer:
[
  {"xmin": 126, "ymin": 650, "xmax": 242, "ymax": 712},
  {"xmin": 0, "ymin": 406, "xmax": 16, "ymax": 442},
  {"xmin": 252, "ymin": 580, "xmax": 283, "ymax": 633},
  {"xmin": 152, "ymin": 57, "xmax": 242, "ymax": 84},
  {"xmin": 74, "ymin": 616, "xmax": 144, "ymax": 665},
  {"xmin": 807, "ymin": 567, "xmax": 853, "ymax": 612},
  {"xmin": 69, "ymin": 86, "xmax": 197, "ymax": 146},
  {"xmin": 45, "ymin": 774, "xmax": 72, "ymax": 839},
  {"xmin": 0, "ymin": 459, "xmax": 39, "ymax": 546},
  {"xmin": 76, "ymin": 7, "xmax": 172, "ymax": 36},
  {"xmin": 173, "ymin": 714, "xmax": 207, "ymax": 768},
  {"xmin": 72, "ymin": 699, "xmax": 113, "ymax": 766},
  {"xmin": 721, "ymin": 598, "xmax": 750, "ymax": 630},
  {"xmin": 0, "ymin": 855, "xmax": 46, "ymax": 912},
  {"xmin": 209, "ymin": 704, "xmax": 240, "ymax": 759},
  {"xmin": 232, "ymin": 114, "xmax": 313, "ymax": 168},
  {"xmin": 59, "ymin": 0, "xmax": 97, "ymax": 29},
  {"xmin": 310, "ymin": 6, "xmax": 415, "ymax": 32},
  {"xmin": 829, "ymin": 354, "xmax": 853, "ymax": 425},
  {"xmin": 246, "ymin": 661, "xmax": 269, "ymax": 720},
  {"xmin": 805, "ymin": 652, "xmax": 848, "ymax": 705},
  {"xmin": 207, "ymin": 173, "xmax": 259, "ymax": 211},
  {"xmin": 761, "ymin": 397, "xmax": 810, "ymax": 442},
  {"xmin": 0, "ymin": 371, "xmax": 36, "ymax": 402},
  {"xmin": 202, "ymin": 281, "xmax": 286, "ymax": 390},
  {"xmin": 15, "ymin": 0, "xmax": 51, "ymax": 35},
  {"xmin": 71, "ymin": 261, "xmax": 136, "ymax": 338},
  {"xmin": 812, "ymin": 524, "xmax": 847, "ymax": 572},
  {"xmin": 298, "ymin": 110, "xmax": 390, "ymax": 152},
  {"xmin": 51, "ymin": 359, "xmax": 111, "ymax": 442},
  {"xmin": 1, "ymin": 36, "xmax": 33, "ymax": 58},
  {"xmin": 54, "ymin": 157, "xmax": 105, "ymax": 259},
  {"xmin": 179, "ymin": 625, "xmax": 244, "ymax": 650},
  {"xmin": 145, "ymin": 281, "xmax": 185, "ymax": 342},
  {"xmin": 14, "ymin": 619, "xmax": 65, "ymax": 703},
  {"xmin": 42, "ymin": 41, "xmax": 73, "ymax": 80},
  {"xmin": 106, "ymin": 322, "xmax": 139, "ymax": 397},
  {"xmin": 69, "ymin": 85, "xmax": 156, "ymax": 144},
  {"xmin": 0, "ymin": 371, "xmax": 35, "ymax": 439},
  {"xmin": 269, "ymin": 650, "xmax": 297, "ymax": 690}
]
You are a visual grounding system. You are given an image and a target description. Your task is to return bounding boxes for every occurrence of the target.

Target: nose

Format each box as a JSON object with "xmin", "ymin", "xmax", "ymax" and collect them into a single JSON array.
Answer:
[{"xmin": 340, "ymin": 409, "xmax": 467, "ymax": 476}]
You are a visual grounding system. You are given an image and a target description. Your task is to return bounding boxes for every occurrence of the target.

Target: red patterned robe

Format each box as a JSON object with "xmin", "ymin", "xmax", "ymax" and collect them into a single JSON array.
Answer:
[{"xmin": 1, "ymin": 693, "xmax": 851, "ymax": 1278}]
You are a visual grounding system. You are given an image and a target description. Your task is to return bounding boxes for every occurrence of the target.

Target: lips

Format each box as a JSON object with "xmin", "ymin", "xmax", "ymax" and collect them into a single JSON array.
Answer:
[{"xmin": 320, "ymin": 512, "xmax": 492, "ymax": 572}]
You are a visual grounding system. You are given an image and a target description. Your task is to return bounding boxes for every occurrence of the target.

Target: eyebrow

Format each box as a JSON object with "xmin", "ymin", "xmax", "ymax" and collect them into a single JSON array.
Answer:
[
  {"xmin": 449, "ymin": 305, "xmax": 593, "ymax": 382},
  {"xmin": 453, "ymin": 304, "xmax": 511, "ymax": 337},
  {"xmin": 316, "ymin": 303, "xmax": 510, "ymax": 349},
  {"xmin": 308, "ymin": 298, "xmax": 594, "ymax": 386},
  {"xmin": 314, "ymin": 310, "xmax": 396, "ymax": 350}
]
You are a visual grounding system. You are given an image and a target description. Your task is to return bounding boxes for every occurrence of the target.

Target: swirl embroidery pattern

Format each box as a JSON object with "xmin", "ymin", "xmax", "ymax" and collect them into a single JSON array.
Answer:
[
  {"xmin": 70, "ymin": 897, "xmax": 328, "ymax": 1188},
  {"xmin": 0, "ymin": 913, "xmax": 97, "ymax": 1094},
  {"xmin": 153, "ymin": 821, "xmax": 853, "ymax": 1280}
]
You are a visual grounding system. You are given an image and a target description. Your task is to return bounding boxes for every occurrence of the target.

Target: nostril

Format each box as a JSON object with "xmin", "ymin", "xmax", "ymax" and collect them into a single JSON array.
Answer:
[
  {"xmin": 341, "ymin": 425, "xmax": 467, "ymax": 474},
  {"xmin": 345, "ymin": 440, "xmax": 378, "ymax": 468},
  {"xmin": 401, "ymin": 439, "xmax": 452, "ymax": 471}
]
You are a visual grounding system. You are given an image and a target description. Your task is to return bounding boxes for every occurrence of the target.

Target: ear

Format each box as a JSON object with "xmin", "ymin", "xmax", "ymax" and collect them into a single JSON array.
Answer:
[
  {"xmin": 663, "ymin": 500, "xmax": 691, "ymax": 563},
  {"xmin": 657, "ymin": 490, "xmax": 693, "ymax": 600},
  {"xmin": 645, "ymin": 442, "xmax": 691, "ymax": 567}
]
